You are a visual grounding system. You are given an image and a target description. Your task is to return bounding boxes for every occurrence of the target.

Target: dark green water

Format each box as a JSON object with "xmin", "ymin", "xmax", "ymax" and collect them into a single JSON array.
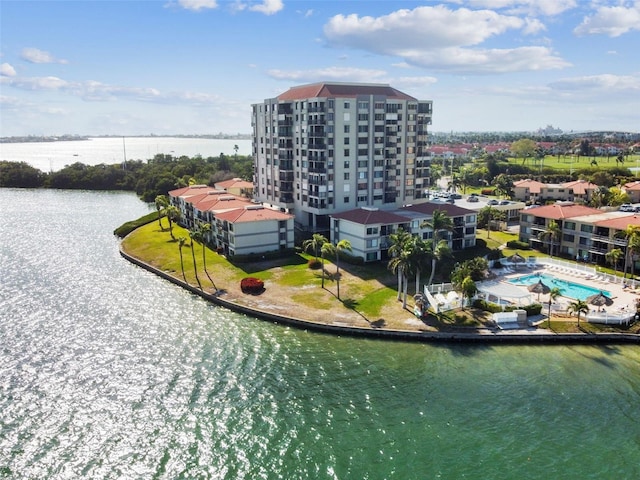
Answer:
[{"xmin": 1, "ymin": 189, "xmax": 638, "ymax": 479}]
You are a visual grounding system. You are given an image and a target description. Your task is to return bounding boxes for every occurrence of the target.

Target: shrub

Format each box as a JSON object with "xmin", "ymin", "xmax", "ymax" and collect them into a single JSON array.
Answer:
[
  {"xmin": 308, "ymin": 259, "xmax": 322, "ymax": 269},
  {"xmin": 472, "ymin": 299, "xmax": 503, "ymax": 313},
  {"xmin": 506, "ymin": 240, "xmax": 530, "ymax": 250},
  {"xmin": 504, "ymin": 303, "xmax": 542, "ymax": 316},
  {"xmin": 240, "ymin": 277, "xmax": 265, "ymax": 294}
]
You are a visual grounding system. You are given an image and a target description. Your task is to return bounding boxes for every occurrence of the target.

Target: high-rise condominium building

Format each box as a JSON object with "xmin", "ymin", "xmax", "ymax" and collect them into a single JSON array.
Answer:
[{"xmin": 251, "ymin": 82, "xmax": 433, "ymax": 231}]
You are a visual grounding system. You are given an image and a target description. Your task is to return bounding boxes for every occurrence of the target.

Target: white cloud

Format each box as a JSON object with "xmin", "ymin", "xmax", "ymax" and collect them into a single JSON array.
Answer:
[
  {"xmin": 266, "ymin": 66, "xmax": 388, "ymax": 83},
  {"xmin": 323, "ymin": 5, "xmax": 569, "ymax": 74},
  {"xmin": 459, "ymin": 0, "xmax": 577, "ymax": 16},
  {"xmin": 0, "ymin": 74, "xmax": 227, "ymax": 106},
  {"xmin": 21, "ymin": 47, "xmax": 68, "ymax": 64},
  {"xmin": 548, "ymin": 73, "xmax": 640, "ymax": 94},
  {"xmin": 249, "ymin": 0, "xmax": 284, "ymax": 15},
  {"xmin": 177, "ymin": 0, "xmax": 218, "ymax": 11},
  {"xmin": 1, "ymin": 63, "xmax": 17, "ymax": 77},
  {"xmin": 574, "ymin": 2, "xmax": 640, "ymax": 37}
]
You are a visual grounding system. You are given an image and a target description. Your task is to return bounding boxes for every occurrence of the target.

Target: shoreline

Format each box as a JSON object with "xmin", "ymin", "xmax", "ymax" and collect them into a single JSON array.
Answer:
[{"xmin": 119, "ymin": 246, "xmax": 639, "ymax": 345}]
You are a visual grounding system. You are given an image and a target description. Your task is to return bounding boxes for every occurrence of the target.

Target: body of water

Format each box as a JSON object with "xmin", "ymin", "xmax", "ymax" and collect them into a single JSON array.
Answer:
[
  {"xmin": 0, "ymin": 137, "xmax": 252, "ymax": 172},
  {"xmin": 1, "ymin": 188, "xmax": 639, "ymax": 479}
]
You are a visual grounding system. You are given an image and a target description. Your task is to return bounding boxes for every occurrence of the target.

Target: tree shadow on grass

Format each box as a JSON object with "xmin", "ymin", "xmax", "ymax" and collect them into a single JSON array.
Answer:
[{"xmin": 231, "ymin": 253, "xmax": 308, "ymax": 274}]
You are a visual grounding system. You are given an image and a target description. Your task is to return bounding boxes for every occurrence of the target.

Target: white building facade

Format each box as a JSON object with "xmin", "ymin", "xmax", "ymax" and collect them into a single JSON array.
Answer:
[{"xmin": 252, "ymin": 82, "xmax": 433, "ymax": 232}]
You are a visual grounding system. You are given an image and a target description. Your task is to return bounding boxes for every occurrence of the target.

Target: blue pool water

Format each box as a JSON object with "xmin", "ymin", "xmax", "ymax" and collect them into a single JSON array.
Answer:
[{"xmin": 508, "ymin": 273, "xmax": 611, "ymax": 301}]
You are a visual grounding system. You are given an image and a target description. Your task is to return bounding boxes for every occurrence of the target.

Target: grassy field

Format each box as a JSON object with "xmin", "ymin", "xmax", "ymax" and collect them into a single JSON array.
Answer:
[{"xmin": 121, "ymin": 218, "xmax": 640, "ymax": 334}]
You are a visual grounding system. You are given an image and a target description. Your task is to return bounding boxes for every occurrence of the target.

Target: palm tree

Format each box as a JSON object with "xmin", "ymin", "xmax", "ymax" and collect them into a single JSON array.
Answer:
[
  {"xmin": 189, "ymin": 228, "xmax": 202, "ymax": 290},
  {"xmin": 320, "ymin": 242, "xmax": 335, "ymax": 289},
  {"xmin": 177, "ymin": 236, "xmax": 187, "ymax": 283},
  {"xmin": 547, "ymin": 287, "xmax": 561, "ymax": 328},
  {"xmin": 421, "ymin": 210, "xmax": 453, "ymax": 286},
  {"xmin": 605, "ymin": 248, "xmax": 623, "ymax": 277},
  {"xmin": 460, "ymin": 276, "xmax": 477, "ymax": 310},
  {"xmin": 567, "ymin": 299, "xmax": 589, "ymax": 328},
  {"xmin": 334, "ymin": 239, "xmax": 352, "ymax": 299},
  {"xmin": 388, "ymin": 228, "xmax": 413, "ymax": 300},
  {"xmin": 410, "ymin": 237, "xmax": 430, "ymax": 295},
  {"xmin": 538, "ymin": 220, "xmax": 561, "ymax": 257},
  {"xmin": 620, "ymin": 226, "xmax": 640, "ymax": 279},
  {"xmin": 388, "ymin": 247, "xmax": 413, "ymax": 309},
  {"xmin": 429, "ymin": 239, "xmax": 452, "ymax": 286},
  {"xmin": 164, "ymin": 205, "xmax": 181, "ymax": 240},
  {"xmin": 154, "ymin": 195, "xmax": 168, "ymax": 230},
  {"xmin": 303, "ymin": 233, "xmax": 328, "ymax": 263},
  {"xmin": 197, "ymin": 222, "xmax": 217, "ymax": 291}
]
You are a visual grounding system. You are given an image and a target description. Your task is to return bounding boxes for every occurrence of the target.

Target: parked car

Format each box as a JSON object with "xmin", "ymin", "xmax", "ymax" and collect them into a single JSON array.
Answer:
[
  {"xmin": 467, "ymin": 196, "xmax": 479, "ymax": 202},
  {"xmin": 488, "ymin": 199, "xmax": 499, "ymax": 205},
  {"xmin": 499, "ymin": 200, "xmax": 510, "ymax": 205},
  {"xmin": 619, "ymin": 203, "xmax": 634, "ymax": 212},
  {"xmin": 451, "ymin": 193, "xmax": 462, "ymax": 199}
]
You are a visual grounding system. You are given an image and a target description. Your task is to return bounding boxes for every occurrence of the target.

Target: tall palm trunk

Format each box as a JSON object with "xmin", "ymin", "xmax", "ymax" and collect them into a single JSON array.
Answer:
[
  {"xmin": 190, "ymin": 239, "xmax": 202, "ymax": 290},
  {"xmin": 427, "ymin": 258, "xmax": 436, "ymax": 286},
  {"xmin": 202, "ymin": 243, "xmax": 217, "ymax": 291}
]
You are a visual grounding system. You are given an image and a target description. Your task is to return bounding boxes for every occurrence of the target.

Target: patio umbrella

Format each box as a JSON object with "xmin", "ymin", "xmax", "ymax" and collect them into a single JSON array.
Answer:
[
  {"xmin": 507, "ymin": 252, "xmax": 526, "ymax": 269},
  {"xmin": 586, "ymin": 291, "xmax": 613, "ymax": 307},
  {"xmin": 528, "ymin": 279, "xmax": 550, "ymax": 301}
]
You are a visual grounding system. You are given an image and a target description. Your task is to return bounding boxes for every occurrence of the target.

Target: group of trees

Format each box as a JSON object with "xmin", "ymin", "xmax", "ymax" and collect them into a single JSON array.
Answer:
[
  {"xmin": 302, "ymin": 234, "xmax": 352, "ymax": 299},
  {"xmin": 0, "ymin": 152, "xmax": 253, "ymax": 202},
  {"xmin": 386, "ymin": 210, "xmax": 454, "ymax": 308}
]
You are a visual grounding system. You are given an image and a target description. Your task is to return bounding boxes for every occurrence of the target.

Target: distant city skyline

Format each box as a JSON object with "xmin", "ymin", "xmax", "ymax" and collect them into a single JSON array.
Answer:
[{"xmin": 1, "ymin": 1, "xmax": 639, "ymax": 137}]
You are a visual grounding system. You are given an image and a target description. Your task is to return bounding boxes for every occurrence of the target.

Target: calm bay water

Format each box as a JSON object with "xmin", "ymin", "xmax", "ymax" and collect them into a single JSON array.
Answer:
[
  {"xmin": 0, "ymin": 137, "xmax": 252, "ymax": 172},
  {"xmin": 1, "ymin": 188, "xmax": 639, "ymax": 479}
]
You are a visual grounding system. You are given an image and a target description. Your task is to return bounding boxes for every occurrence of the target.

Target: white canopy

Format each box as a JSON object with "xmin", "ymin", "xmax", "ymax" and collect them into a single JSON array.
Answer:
[{"xmin": 476, "ymin": 281, "xmax": 532, "ymax": 306}]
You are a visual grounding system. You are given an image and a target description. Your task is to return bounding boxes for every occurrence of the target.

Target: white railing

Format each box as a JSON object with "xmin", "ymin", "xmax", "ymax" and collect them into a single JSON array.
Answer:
[{"xmin": 536, "ymin": 257, "xmax": 640, "ymax": 289}]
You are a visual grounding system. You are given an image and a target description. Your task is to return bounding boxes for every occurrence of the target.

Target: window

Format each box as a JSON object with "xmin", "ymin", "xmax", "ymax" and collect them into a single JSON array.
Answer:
[
  {"xmin": 344, "ymin": 196, "xmax": 350, "ymax": 203},
  {"xmin": 565, "ymin": 222, "xmax": 576, "ymax": 231},
  {"xmin": 366, "ymin": 238, "xmax": 378, "ymax": 248},
  {"xmin": 358, "ymin": 101, "xmax": 369, "ymax": 109},
  {"xmin": 344, "ymin": 137, "xmax": 350, "ymax": 145},
  {"xmin": 366, "ymin": 252, "xmax": 378, "ymax": 261},
  {"xmin": 344, "ymin": 102, "xmax": 350, "ymax": 108},
  {"xmin": 344, "ymin": 161, "xmax": 350, "ymax": 168},
  {"xmin": 344, "ymin": 149, "xmax": 350, "ymax": 157},
  {"xmin": 344, "ymin": 125, "xmax": 350, "ymax": 133},
  {"xmin": 344, "ymin": 172, "xmax": 350, "ymax": 180},
  {"xmin": 366, "ymin": 227, "xmax": 379, "ymax": 235}
]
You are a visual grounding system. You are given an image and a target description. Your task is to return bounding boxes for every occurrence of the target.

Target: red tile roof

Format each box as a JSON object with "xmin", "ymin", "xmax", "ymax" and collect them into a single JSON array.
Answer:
[
  {"xmin": 514, "ymin": 179, "xmax": 545, "ymax": 194},
  {"xmin": 215, "ymin": 178, "xmax": 254, "ymax": 191},
  {"xmin": 594, "ymin": 214, "xmax": 640, "ymax": 230},
  {"xmin": 562, "ymin": 179, "xmax": 598, "ymax": 195},
  {"xmin": 277, "ymin": 83, "xmax": 416, "ymax": 101},
  {"xmin": 331, "ymin": 208, "xmax": 409, "ymax": 225},
  {"xmin": 215, "ymin": 206, "xmax": 292, "ymax": 223},
  {"xmin": 623, "ymin": 181, "xmax": 640, "ymax": 191},
  {"xmin": 523, "ymin": 203, "xmax": 601, "ymax": 220}
]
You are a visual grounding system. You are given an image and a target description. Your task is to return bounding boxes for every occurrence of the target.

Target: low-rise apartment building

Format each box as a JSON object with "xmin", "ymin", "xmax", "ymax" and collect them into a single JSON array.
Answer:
[
  {"xmin": 168, "ymin": 185, "xmax": 295, "ymax": 256},
  {"xmin": 520, "ymin": 202, "xmax": 640, "ymax": 266},
  {"xmin": 331, "ymin": 203, "xmax": 477, "ymax": 262},
  {"xmin": 513, "ymin": 179, "xmax": 598, "ymax": 204}
]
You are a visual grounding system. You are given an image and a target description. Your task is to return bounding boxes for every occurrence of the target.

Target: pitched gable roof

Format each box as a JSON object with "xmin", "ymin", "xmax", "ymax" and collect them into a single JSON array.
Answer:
[
  {"xmin": 215, "ymin": 206, "xmax": 292, "ymax": 223},
  {"xmin": 513, "ymin": 179, "xmax": 545, "ymax": 194},
  {"xmin": 331, "ymin": 207, "xmax": 409, "ymax": 225},
  {"xmin": 277, "ymin": 82, "xmax": 416, "ymax": 101},
  {"xmin": 562, "ymin": 179, "xmax": 598, "ymax": 195},
  {"xmin": 524, "ymin": 203, "xmax": 601, "ymax": 220}
]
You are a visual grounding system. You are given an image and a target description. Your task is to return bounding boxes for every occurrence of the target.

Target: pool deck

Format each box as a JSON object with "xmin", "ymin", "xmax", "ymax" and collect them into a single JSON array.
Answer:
[{"xmin": 500, "ymin": 263, "xmax": 639, "ymax": 318}]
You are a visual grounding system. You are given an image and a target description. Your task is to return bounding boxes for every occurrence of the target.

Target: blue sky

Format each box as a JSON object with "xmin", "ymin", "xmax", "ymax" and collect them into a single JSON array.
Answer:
[{"xmin": 1, "ymin": 0, "xmax": 639, "ymax": 136}]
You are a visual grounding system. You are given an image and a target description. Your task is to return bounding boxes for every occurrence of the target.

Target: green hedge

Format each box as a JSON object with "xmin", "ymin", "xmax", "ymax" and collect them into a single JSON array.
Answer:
[
  {"xmin": 505, "ymin": 303, "xmax": 543, "ymax": 316},
  {"xmin": 506, "ymin": 240, "xmax": 531, "ymax": 250},
  {"xmin": 113, "ymin": 212, "xmax": 159, "ymax": 238}
]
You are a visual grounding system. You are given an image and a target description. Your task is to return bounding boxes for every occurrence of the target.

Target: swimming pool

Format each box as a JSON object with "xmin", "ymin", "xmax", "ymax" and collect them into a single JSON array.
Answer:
[{"xmin": 508, "ymin": 273, "xmax": 611, "ymax": 301}]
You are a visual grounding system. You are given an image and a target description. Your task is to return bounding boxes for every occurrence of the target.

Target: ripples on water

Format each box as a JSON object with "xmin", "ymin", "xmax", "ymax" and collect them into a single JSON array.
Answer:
[{"xmin": 1, "ymin": 189, "xmax": 639, "ymax": 479}]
